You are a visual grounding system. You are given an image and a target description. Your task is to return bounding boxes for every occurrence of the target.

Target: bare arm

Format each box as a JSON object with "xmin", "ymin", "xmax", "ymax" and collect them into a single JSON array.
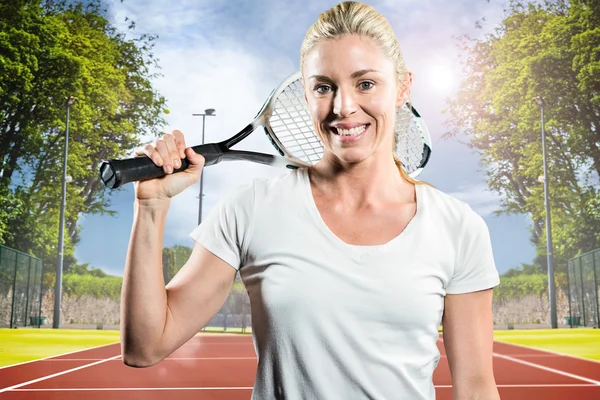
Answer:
[
  {"xmin": 120, "ymin": 200, "xmax": 237, "ymax": 367},
  {"xmin": 119, "ymin": 130, "xmax": 237, "ymax": 367},
  {"xmin": 442, "ymin": 288, "xmax": 500, "ymax": 400}
]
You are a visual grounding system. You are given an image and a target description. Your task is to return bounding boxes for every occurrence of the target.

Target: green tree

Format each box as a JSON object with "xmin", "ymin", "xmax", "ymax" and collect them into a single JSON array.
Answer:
[
  {"xmin": 0, "ymin": 1, "xmax": 166, "ymax": 273},
  {"xmin": 160, "ymin": 244, "xmax": 193, "ymax": 284},
  {"xmin": 171, "ymin": 244, "xmax": 193, "ymax": 271},
  {"xmin": 445, "ymin": 0, "xmax": 600, "ymax": 271},
  {"xmin": 162, "ymin": 247, "xmax": 176, "ymax": 285}
]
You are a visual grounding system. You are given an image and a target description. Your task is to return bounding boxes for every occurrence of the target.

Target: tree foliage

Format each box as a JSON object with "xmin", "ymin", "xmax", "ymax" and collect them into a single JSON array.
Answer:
[
  {"xmin": 493, "ymin": 272, "xmax": 567, "ymax": 302},
  {"xmin": 161, "ymin": 244, "xmax": 193, "ymax": 284},
  {"xmin": 0, "ymin": 0, "xmax": 166, "ymax": 273},
  {"xmin": 62, "ymin": 273, "xmax": 121, "ymax": 301},
  {"xmin": 445, "ymin": 0, "xmax": 600, "ymax": 271}
]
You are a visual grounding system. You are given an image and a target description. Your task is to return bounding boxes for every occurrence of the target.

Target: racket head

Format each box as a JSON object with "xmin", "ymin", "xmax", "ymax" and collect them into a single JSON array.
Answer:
[{"xmin": 261, "ymin": 71, "xmax": 432, "ymax": 177}]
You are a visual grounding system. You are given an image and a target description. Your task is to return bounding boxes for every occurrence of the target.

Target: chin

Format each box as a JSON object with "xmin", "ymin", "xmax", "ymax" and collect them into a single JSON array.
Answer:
[{"xmin": 332, "ymin": 149, "xmax": 372, "ymax": 165}]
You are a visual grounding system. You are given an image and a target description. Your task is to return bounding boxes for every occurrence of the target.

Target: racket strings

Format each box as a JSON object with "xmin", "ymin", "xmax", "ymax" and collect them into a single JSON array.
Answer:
[
  {"xmin": 395, "ymin": 104, "xmax": 425, "ymax": 175},
  {"xmin": 269, "ymin": 80, "xmax": 324, "ymax": 164},
  {"xmin": 268, "ymin": 78, "xmax": 427, "ymax": 175}
]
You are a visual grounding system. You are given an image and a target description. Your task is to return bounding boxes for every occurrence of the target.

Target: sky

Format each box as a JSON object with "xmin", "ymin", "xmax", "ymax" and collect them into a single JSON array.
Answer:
[{"xmin": 74, "ymin": 0, "xmax": 537, "ymax": 277}]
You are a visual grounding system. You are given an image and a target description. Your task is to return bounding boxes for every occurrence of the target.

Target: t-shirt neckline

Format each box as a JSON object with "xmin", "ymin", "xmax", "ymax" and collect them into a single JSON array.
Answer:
[{"xmin": 298, "ymin": 167, "xmax": 424, "ymax": 257}]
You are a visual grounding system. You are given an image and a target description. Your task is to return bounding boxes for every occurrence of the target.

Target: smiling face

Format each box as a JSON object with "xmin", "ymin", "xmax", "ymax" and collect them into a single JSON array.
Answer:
[{"xmin": 302, "ymin": 34, "xmax": 411, "ymax": 167}]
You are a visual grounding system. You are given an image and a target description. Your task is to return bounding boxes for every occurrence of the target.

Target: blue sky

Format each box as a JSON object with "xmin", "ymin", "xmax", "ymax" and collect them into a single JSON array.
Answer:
[{"xmin": 75, "ymin": 0, "xmax": 537, "ymax": 276}]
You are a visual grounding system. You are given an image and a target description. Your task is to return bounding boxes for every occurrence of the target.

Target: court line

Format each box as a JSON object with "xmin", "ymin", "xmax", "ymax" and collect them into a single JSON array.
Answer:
[
  {"xmin": 41, "ymin": 357, "xmax": 258, "ymax": 361},
  {"xmin": 0, "ymin": 355, "xmax": 121, "ymax": 393},
  {"xmin": 33, "ymin": 351, "xmax": 596, "ymax": 363},
  {"xmin": 9, "ymin": 384, "xmax": 600, "ymax": 391},
  {"xmin": 12, "ymin": 387, "xmax": 254, "ymax": 391},
  {"xmin": 436, "ymin": 383, "xmax": 600, "ymax": 388},
  {"xmin": 438, "ymin": 337, "xmax": 600, "ymax": 386},
  {"xmin": 494, "ymin": 340, "xmax": 600, "ymax": 364},
  {"xmin": 493, "ymin": 352, "xmax": 600, "ymax": 385},
  {"xmin": 0, "ymin": 342, "xmax": 119, "ymax": 370}
]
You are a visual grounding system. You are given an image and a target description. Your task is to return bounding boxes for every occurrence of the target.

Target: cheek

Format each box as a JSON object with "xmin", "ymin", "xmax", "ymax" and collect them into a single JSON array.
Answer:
[
  {"xmin": 367, "ymin": 97, "xmax": 397, "ymax": 133},
  {"xmin": 309, "ymin": 99, "xmax": 331, "ymax": 133}
]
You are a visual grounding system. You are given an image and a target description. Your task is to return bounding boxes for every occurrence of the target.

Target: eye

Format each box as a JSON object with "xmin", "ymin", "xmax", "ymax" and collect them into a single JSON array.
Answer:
[
  {"xmin": 315, "ymin": 84, "xmax": 332, "ymax": 94},
  {"xmin": 358, "ymin": 81, "xmax": 374, "ymax": 90}
]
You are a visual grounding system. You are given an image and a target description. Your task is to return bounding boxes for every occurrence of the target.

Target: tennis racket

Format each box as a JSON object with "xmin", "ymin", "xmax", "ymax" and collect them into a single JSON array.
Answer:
[{"xmin": 99, "ymin": 71, "xmax": 432, "ymax": 189}]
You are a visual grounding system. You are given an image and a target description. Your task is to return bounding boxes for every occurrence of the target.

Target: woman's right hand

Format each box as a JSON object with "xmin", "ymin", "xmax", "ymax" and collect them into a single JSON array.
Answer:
[{"xmin": 133, "ymin": 130, "xmax": 205, "ymax": 202}]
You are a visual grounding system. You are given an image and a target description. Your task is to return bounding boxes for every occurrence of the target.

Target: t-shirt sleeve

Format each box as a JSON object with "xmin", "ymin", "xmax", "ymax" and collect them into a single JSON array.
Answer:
[
  {"xmin": 446, "ymin": 206, "xmax": 500, "ymax": 294},
  {"xmin": 188, "ymin": 181, "xmax": 255, "ymax": 271}
]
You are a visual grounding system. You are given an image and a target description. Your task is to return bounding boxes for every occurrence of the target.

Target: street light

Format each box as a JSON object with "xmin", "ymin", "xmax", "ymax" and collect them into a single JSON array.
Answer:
[
  {"xmin": 53, "ymin": 96, "xmax": 77, "ymax": 329},
  {"xmin": 533, "ymin": 96, "xmax": 557, "ymax": 329},
  {"xmin": 192, "ymin": 108, "xmax": 216, "ymax": 225}
]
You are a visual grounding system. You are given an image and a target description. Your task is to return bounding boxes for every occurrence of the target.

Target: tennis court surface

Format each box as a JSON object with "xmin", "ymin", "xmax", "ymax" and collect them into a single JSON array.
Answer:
[{"xmin": 1, "ymin": 334, "xmax": 599, "ymax": 399}]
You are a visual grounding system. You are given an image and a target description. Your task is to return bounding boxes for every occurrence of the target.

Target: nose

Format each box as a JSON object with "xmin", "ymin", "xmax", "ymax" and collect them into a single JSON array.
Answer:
[{"xmin": 332, "ymin": 86, "xmax": 358, "ymax": 118}]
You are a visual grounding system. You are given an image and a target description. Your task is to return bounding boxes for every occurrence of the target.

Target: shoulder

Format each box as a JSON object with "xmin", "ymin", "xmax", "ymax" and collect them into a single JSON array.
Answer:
[
  {"xmin": 243, "ymin": 168, "xmax": 306, "ymax": 207},
  {"xmin": 417, "ymin": 182, "xmax": 480, "ymax": 224},
  {"xmin": 218, "ymin": 168, "xmax": 304, "ymax": 209}
]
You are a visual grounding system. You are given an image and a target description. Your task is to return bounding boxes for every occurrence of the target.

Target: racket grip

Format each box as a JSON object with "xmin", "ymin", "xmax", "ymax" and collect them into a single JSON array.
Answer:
[
  {"xmin": 99, "ymin": 156, "xmax": 189, "ymax": 189},
  {"xmin": 100, "ymin": 144, "xmax": 224, "ymax": 189}
]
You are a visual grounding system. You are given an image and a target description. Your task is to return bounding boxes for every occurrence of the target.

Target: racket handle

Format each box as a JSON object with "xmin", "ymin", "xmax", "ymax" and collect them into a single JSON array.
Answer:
[{"xmin": 100, "ymin": 144, "xmax": 223, "ymax": 189}]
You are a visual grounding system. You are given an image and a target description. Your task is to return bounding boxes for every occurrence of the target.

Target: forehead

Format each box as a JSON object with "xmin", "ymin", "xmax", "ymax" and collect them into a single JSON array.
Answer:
[{"xmin": 303, "ymin": 34, "xmax": 394, "ymax": 78}]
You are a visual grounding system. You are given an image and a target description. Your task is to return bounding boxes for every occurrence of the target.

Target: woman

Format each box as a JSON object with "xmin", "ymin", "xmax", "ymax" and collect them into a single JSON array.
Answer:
[{"xmin": 120, "ymin": 2, "xmax": 501, "ymax": 399}]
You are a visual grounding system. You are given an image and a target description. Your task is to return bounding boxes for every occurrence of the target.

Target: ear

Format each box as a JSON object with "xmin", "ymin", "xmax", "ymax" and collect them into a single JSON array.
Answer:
[{"xmin": 396, "ymin": 71, "xmax": 413, "ymax": 108}]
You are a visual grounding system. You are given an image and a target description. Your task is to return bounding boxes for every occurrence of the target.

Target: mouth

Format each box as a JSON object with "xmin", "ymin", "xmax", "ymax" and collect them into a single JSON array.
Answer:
[{"xmin": 331, "ymin": 124, "xmax": 369, "ymax": 142}]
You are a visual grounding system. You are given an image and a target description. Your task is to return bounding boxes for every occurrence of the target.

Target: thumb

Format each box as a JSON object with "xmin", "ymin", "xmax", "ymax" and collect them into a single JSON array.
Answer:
[{"xmin": 185, "ymin": 147, "xmax": 205, "ymax": 170}]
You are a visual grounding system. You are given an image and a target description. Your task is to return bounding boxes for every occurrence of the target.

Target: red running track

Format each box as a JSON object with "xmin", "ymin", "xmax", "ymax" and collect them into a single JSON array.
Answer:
[{"xmin": 1, "ymin": 334, "xmax": 599, "ymax": 399}]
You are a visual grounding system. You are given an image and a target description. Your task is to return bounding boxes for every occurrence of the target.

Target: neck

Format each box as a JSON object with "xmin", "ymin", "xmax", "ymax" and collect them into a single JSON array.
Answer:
[{"xmin": 308, "ymin": 153, "xmax": 413, "ymax": 209}]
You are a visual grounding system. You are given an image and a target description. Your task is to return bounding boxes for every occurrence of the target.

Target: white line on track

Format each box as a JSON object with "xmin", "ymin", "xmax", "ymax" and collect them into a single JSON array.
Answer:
[
  {"xmin": 40, "ymin": 357, "xmax": 258, "ymax": 362},
  {"xmin": 0, "ymin": 342, "xmax": 119, "ymax": 370},
  {"xmin": 436, "ymin": 384, "xmax": 600, "ymax": 388},
  {"xmin": 0, "ymin": 355, "xmax": 121, "ymax": 393},
  {"xmin": 493, "ymin": 352, "xmax": 600, "ymax": 385},
  {"xmin": 9, "ymin": 384, "xmax": 600, "ymax": 392},
  {"xmin": 437, "ymin": 337, "xmax": 600, "ymax": 386},
  {"xmin": 494, "ymin": 340, "xmax": 600, "ymax": 364},
  {"xmin": 12, "ymin": 387, "xmax": 254, "ymax": 391}
]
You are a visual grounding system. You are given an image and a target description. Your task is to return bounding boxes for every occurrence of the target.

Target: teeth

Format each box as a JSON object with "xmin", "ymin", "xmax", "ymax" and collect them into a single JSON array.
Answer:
[{"xmin": 336, "ymin": 125, "xmax": 366, "ymax": 136}]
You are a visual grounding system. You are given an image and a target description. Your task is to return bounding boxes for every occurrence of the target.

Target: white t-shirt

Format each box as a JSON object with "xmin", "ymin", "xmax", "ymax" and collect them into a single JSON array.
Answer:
[{"xmin": 190, "ymin": 167, "xmax": 500, "ymax": 399}]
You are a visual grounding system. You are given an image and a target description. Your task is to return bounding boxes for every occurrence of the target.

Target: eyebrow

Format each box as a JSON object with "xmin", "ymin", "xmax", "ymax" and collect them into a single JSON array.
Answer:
[{"xmin": 308, "ymin": 69, "xmax": 380, "ymax": 82}]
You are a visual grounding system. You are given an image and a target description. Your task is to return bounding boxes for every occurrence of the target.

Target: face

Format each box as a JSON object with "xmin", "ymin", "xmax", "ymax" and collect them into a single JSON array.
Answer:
[{"xmin": 302, "ymin": 34, "xmax": 411, "ymax": 167}]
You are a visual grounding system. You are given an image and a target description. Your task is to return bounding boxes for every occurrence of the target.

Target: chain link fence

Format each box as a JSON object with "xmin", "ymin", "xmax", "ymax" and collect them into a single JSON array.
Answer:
[
  {"xmin": 567, "ymin": 248, "xmax": 600, "ymax": 328},
  {"xmin": 0, "ymin": 244, "xmax": 44, "ymax": 328}
]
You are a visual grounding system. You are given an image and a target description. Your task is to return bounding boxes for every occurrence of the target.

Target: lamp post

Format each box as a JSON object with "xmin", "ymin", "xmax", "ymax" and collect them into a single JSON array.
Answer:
[
  {"xmin": 192, "ymin": 108, "xmax": 216, "ymax": 225},
  {"xmin": 53, "ymin": 96, "xmax": 77, "ymax": 329},
  {"xmin": 533, "ymin": 96, "xmax": 557, "ymax": 329}
]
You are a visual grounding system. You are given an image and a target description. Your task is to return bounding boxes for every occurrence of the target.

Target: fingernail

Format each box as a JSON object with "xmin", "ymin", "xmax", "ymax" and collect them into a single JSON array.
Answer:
[
  {"xmin": 174, "ymin": 159, "xmax": 180, "ymax": 169},
  {"xmin": 166, "ymin": 165, "xmax": 173, "ymax": 174}
]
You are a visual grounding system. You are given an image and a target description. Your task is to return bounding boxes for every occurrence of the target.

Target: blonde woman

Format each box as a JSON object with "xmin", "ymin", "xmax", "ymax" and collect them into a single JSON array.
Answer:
[{"xmin": 121, "ymin": 2, "xmax": 500, "ymax": 399}]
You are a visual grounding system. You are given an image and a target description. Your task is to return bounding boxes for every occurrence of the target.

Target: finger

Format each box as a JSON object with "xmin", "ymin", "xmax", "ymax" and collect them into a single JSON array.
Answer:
[
  {"xmin": 155, "ymin": 140, "xmax": 172, "ymax": 174},
  {"xmin": 133, "ymin": 142, "xmax": 150, "ymax": 157},
  {"xmin": 172, "ymin": 130, "xmax": 187, "ymax": 159},
  {"xmin": 162, "ymin": 134, "xmax": 181, "ymax": 169},
  {"xmin": 143, "ymin": 143, "xmax": 163, "ymax": 167}
]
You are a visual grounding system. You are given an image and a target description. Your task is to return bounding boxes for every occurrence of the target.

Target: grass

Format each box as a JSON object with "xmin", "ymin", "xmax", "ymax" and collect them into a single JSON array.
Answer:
[
  {"xmin": 0, "ymin": 326, "xmax": 250, "ymax": 368},
  {"xmin": 0, "ymin": 328, "xmax": 120, "ymax": 368},
  {"xmin": 2, "ymin": 327, "xmax": 598, "ymax": 369},
  {"xmin": 493, "ymin": 328, "xmax": 600, "ymax": 361}
]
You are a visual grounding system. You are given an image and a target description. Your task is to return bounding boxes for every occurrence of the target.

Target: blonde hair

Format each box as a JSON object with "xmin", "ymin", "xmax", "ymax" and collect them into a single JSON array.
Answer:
[{"xmin": 300, "ymin": 1, "xmax": 421, "ymax": 185}]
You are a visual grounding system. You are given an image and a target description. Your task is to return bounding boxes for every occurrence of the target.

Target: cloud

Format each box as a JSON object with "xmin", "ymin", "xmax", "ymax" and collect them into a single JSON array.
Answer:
[
  {"xmin": 155, "ymin": 41, "xmax": 299, "ymax": 243},
  {"xmin": 74, "ymin": 0, "xmax": 533, "ymax": 277},
  {"xmin": 107, "ymin": 0, "xmax": 300, "ymax": 244},
  {"xmin": 448, "ymin": 184, "xmax": 502, "ymax": 217},
  {"xmin": 105, "ymin": 0, "xmax": 510, "ymax": 242}
]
